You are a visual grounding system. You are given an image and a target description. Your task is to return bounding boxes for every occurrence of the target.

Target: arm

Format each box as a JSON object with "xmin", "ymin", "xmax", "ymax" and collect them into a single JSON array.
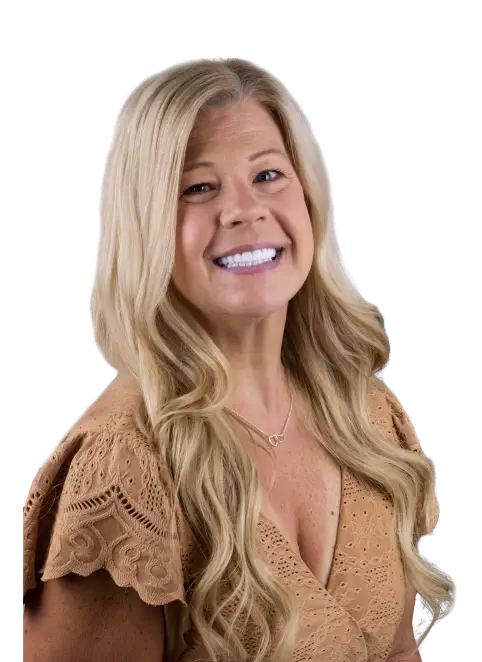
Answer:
[
  {"xmin": 387, "ymin": 582, "xmax": 422, "ymax": 661},
  {"xmin": 24, "ymin": 569, "xmax": 166, "ymax": 662}
]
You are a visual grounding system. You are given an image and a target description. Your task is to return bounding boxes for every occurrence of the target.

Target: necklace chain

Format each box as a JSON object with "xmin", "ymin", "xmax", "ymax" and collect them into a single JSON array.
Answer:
[{"xmin": 224, "ymin": 390, "xmax": 293, "ymax": 447}]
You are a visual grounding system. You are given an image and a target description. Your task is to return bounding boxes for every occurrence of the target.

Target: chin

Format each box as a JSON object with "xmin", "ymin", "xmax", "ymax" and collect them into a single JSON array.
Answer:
[{"xmin": 218, "ymin": 298, "xmax": 289, "ymax": 318}]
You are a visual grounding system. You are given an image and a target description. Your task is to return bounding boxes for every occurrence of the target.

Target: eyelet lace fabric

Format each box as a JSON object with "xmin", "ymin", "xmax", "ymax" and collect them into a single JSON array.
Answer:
[{"xmin": 23, "ymin": 375, "xmax": 439, "ymax": 661}]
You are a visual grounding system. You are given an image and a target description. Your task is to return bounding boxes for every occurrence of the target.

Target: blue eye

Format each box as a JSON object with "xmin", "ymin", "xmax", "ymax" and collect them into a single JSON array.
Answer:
[
  {"xmin": 182, "ymin": 168, "xmax": 285, "ymax": 196},
  {"xmin": 254, "ymin": 169, "xmax": 285, "ymax": 183}
]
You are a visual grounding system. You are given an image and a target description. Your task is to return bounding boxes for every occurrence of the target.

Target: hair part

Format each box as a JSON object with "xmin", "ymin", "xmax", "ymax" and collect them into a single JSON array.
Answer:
[{"xmin": 91, "ymin": 56, "xmax": 454, "ymax": 661}]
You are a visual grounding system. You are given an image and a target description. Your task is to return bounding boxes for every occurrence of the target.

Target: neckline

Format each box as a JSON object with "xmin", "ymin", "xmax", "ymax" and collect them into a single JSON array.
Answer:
[{"xmin": 257, "ymin": 463, "xmax": 344, "ymax": 593}]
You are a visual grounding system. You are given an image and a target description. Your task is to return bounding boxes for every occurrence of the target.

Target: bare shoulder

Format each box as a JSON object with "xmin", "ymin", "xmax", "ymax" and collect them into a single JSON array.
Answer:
[{"xmin": 24, "ymin": 569, "xmax": 165, "ymax": 662}]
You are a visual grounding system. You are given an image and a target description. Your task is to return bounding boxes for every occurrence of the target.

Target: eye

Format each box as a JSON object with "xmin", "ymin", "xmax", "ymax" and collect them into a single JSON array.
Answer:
[
  {"xmin": 181, "ymin": 168, "xmax": 285, "ymax": 196},
  {"xmin": 182, "ymin": 182, "xmax": 212, "ymax": 196},
  {"xmin": 254, "ymin": 168, "xmax": 285, "ymax": 183}
]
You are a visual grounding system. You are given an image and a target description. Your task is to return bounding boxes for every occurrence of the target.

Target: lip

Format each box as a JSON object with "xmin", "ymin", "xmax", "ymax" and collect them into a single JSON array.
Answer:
[
  {"xmin": 213, "ymin": 249, "xmax": 286, "ymax": 276},
  {"xmin": 211, "ymin": 242, "xmax": 287, "ymax": 261}
]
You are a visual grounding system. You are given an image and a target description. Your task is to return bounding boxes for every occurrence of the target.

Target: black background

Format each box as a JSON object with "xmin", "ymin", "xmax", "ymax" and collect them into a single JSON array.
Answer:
[{"xmin": 17, "ymin": 49, "xmax": 474, "ymax": 636}]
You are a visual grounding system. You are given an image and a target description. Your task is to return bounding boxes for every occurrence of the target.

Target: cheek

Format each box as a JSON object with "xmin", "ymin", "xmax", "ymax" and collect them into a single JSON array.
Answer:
[
  {"xmin": 284, "ymin": 189, "xmax": 313, "ymax": 249},
  {"xmin": 173, "ymin": 213, "xmax": 211, "ymax": 279},
  {"xmin": 291, "ymin": 208, "xmax": 314, "ymax": 270}
]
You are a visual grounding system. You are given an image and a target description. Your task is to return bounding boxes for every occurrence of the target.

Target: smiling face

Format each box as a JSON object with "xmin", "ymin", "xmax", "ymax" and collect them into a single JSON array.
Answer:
[{"xmin": 171, "ymin": 100, "xmax": 314, "ymax": 325}]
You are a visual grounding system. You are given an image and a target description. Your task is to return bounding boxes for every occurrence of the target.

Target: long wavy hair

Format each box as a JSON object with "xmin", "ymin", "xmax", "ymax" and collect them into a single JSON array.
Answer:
[{"xmin": 90, "ymin": 57, "xmax": 455, "ymax": 661}]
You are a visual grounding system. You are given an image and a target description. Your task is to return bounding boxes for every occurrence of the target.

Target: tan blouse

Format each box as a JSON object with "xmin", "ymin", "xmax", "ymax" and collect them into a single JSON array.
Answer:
[{"xmin": 23, "ymin": 374, "xmax": 439, "ymax": 661}]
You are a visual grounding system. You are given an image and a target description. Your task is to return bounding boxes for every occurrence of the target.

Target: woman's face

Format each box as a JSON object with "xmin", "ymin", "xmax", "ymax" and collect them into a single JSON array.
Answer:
[{"xmin": 171, "ymin": 100, "xmax": 314, "ymax": 323}]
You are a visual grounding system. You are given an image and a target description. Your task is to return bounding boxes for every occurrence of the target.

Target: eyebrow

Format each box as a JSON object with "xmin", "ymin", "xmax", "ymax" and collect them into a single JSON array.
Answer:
[{"xmin": 182, "ymin": 148, "xmax": 289, "ymax": 173}]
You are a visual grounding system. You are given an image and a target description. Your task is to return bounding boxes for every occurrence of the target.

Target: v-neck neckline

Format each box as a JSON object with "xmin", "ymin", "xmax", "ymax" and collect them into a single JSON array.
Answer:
[{"xmin": 257, "ymin": 463, "xmax": 345, "ymax": 593}]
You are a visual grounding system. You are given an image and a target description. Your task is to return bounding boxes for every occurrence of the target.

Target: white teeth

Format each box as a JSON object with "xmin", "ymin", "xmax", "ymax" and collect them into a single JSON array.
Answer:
[{"xmin": 217, "ymin": 247, "xmax": 278, "ymax": 267}]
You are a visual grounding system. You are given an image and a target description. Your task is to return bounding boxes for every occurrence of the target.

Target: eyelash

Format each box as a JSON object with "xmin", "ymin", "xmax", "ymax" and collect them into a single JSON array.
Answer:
[{"xmin": 182, "ymin": 168, "xmax": 286, "ymax": 196}]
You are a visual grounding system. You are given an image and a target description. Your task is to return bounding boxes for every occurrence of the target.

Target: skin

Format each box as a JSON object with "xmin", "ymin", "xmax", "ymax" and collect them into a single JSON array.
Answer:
[
  {"xmin": 172, "ymin": 101, "xmax": 420, "ymax": 658},
  {"xmin": 172, "ymin": 99, "xmax": 314, "ymax": 425}
]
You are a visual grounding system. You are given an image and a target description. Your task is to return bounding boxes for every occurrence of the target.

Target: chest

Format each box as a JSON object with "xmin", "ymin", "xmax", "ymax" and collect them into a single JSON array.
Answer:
[{"xmin": 242, "ymin": 422, "xmax": 343, "ymax": 589}]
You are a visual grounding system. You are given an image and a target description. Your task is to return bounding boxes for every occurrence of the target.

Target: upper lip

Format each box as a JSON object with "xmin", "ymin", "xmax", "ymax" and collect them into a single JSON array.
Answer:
[{"xmin": 211, "ymin": 242, "xmax": 287, "ymax": 261}]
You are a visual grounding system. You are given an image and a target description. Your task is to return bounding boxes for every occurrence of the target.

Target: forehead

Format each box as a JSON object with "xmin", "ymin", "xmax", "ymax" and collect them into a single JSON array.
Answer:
[{"xmin": 185, "ymin": 100, "xmax": 285, "ymax": 158}]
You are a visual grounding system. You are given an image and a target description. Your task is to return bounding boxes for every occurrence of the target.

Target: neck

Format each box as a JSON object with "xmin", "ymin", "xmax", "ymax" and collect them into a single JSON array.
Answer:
[{"xmin": 223, "ymin": 378, "xmax": 294, "ymax": 435}]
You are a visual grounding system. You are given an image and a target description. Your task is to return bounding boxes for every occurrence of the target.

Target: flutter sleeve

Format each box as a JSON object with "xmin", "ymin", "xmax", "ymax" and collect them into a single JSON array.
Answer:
[
  {"xmin": 369, "ymin": 377, "xmax": 440, "ymax": 538},
  {"xmin": 23, "ymin": 419, "xmax": 192, "ymax": 660}
]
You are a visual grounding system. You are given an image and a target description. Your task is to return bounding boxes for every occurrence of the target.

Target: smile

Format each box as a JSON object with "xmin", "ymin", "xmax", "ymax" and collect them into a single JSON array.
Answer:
[{"xmin": 213, "ymin": 248, "xmax": 285, "ymax": 275}]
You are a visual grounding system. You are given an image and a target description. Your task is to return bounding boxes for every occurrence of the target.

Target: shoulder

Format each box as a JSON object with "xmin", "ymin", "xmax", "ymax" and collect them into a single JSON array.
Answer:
[
  {"xmin": 367, "ymin": 375, "xmax": 423, "ymax": 452},
  {"xmin": 368, "ymin": 375, "xmax": 440, "ymax": 537},
  {"xmin": 23, "ymin": 372, "xmax": 190, "ymax": 608},
  {"xmin": 23, "ymin": 372, "xmax": 163, "ymax": 547}
]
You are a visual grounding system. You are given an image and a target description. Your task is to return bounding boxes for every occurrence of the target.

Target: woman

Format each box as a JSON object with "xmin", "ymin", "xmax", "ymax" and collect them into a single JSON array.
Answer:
[{"xmin": 23, "ymin": 58, "xmax": 454, "ymax": 662}]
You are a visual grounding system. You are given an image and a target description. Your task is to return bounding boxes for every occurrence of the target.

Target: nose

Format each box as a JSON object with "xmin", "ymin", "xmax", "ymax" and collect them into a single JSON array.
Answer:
[{"xmin": 218, "ymin": 180, "xmax": 268, "ymax": 229}]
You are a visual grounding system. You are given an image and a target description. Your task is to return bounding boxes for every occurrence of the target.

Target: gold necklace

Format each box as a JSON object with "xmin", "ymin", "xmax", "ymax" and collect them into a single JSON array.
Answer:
[{"xmin": 225, "ymin": 393, "xmax": 293, "ymax": 448}]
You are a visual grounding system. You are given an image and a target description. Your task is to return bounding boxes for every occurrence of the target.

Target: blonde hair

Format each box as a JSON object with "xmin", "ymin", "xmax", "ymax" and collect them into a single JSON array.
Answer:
[{"xmin": 91, "ymin": 57, "xmax": 455, "ymax": 661}]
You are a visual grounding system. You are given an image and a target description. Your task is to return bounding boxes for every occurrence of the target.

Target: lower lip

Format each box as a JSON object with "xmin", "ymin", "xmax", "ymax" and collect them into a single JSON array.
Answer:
[{"xmin": 213, "ymin": 249, "xmax": 284, "ymax": 274}]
